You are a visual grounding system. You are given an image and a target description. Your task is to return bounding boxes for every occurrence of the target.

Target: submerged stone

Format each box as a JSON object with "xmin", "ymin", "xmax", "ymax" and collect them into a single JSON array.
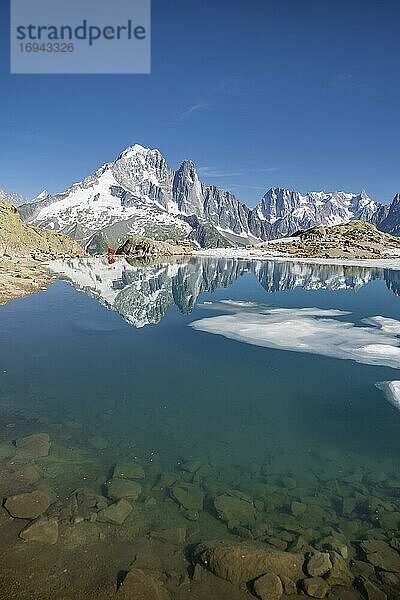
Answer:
[
  {"xmin": 326, "ymin": 552, "xmax": 353, "ymax": 587},
  {"xmin": 170, "ymin": 482, "xmax": 203, "ymax": 511},
  {"xmin": 302, "ymin": 577, "xmax": 329, "ymax": 598},
  {"xmin": 113, "ymin": 463, "xmax": 145, "ymax": 480},
  {"xmin": 194, "ymin": 539, "xmax": 305, "ymax": 585},
  {"xmin": 152, "ymin": 471, "xmax": 178, "ymax": 490},
  {"xmin": 97, "ymin": 499, "xmax": 132, "ymax": 525},
  {"xmin": 20, "ymin": 517, "xmax": 58, "ymax": 544},
  {"xmin": 291, "ymin": 501, "xmax": 307, "ymax": 517},
  {"xmin": 150, "ymin": 527, "xmax": 186, "ymax": 545},
  {"xmin": 0, "ymin": 441, "xmax": 16, "ymax": 459},
  {"xmin": 350, "ymin": 560, "xmax": 375, "ymax": 579},
  {"xmin": 253, "ymin": 572, "xmax": 283, "ymax": 600},
  {"xmin": 5, "ymin": 490, "xmax": 53, "ymax": 519},
  {"xmin": 15, "ymin": 433, "xmax": 50, "ymax": 458},
  {"xmin": 118, "ymin": 568, "xmax": 170, "ymax": 599},
  {"xmin": 213, "ymin": 489, "xmax": 256, "ymax": 528},
  {"xmin": 10, "ymin": 464, "xmax": 41, "ymax": 485},
  {"xmin": 89, "ymin": 436, "xmax": 108, "ymax": 450},
  {"xmin": 180, "ymin": 460, "xmax": 202, "ymax": 473},
  {"xmin": 378, "ymin": 571, "xmax": 399, "ymax": 586},
  {"xmin": 361, "ymin": 539, "xmax": 400, "ymax": 572},
  {"xmin": 355, "ymin": 575, "xmax": 387, "ymax": 600},
  {"xmin": 280, "ymin": 575, "xmax": 297, "ymax": 595},
  {"xmin": 306, "ymin": 552, "xmax": 332, "ymax": 577},
  {"xmin": 378, "ymin": 511, "xmax": 400, "ymax": 530},
  {"xmin": 107, "ymin": 479, "xmax": 142, "ymax": 502}
]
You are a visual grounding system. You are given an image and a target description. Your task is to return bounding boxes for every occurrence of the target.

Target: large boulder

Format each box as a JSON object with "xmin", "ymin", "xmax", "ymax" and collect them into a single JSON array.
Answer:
[
  {"xmin": 117, "ymin": 237, "xmax": 192, "ymax": 260},
  {"xmin": 193, "ymin": 540, "xmax": 305, "ymax": 586}
]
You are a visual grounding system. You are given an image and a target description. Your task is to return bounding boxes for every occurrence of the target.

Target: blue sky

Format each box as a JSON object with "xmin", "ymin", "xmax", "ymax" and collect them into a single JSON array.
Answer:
[{"xmin": 0, "ymin": 0, "xmax": 399, "ymax": 205}]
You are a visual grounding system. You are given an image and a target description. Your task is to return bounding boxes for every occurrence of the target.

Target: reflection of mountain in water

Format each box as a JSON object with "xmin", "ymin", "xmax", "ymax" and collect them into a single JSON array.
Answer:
[{"xmin": 49, "ymin": 257, "xmax": 400, "ymax": 327}]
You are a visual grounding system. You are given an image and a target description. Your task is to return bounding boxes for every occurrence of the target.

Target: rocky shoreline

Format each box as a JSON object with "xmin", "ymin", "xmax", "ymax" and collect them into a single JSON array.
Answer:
[
  {"xmin": 0, "ymin": 200, "xmax": 85, "ymax": 305},
  {"xmin": 0, "ymin": 256, "xmax": 52, "ymax": 305}
]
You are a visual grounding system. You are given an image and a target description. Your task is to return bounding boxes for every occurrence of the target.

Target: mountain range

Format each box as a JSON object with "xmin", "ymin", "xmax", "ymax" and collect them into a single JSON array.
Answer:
[{"xmin": 5, "ymin": 144, "xmax": 400, "ymax": 251}]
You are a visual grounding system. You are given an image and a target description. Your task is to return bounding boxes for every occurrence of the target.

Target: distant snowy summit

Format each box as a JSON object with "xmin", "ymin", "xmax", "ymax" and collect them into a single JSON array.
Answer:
[
  {"xmin": 11, "ymin": 144, "xmax": 400, "ymax": 251},
  {"xmin": 0, "ymin": 188, "xmax": 28, "ymax": 207},
  {"xmin": 0, "ymin": 188, "xmax": 49, "ymax": 207}
]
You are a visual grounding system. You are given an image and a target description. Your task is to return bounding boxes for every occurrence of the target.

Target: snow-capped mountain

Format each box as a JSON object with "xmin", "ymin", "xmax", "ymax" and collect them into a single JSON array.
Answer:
[
  {"xmin": 48, "ymin": 256, "xmax": 400, "ymax": 328},
  {"xmin": 0, "ymin": 188, "xmax": 28, "ymax": 207},
  {"xmin": 16, "ymin": 144, "xmax": 400, "ymax": 250},
  {"xmin": 20, "ymin": 145, "xmax": 262, "ymax": 251},
  {"xmin": 254, "ymin": 188, "xmax": 382, "ymax": 238},
  {"xmin": 0, "ymin": 188, "xmax": 51, "ymax": 207}
]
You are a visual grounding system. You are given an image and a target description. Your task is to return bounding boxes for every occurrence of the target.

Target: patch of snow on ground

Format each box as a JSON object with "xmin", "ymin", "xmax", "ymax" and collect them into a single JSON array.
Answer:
[{"xmin": 194, "ymin": 247, "xmax": 400, "ymax": 271}]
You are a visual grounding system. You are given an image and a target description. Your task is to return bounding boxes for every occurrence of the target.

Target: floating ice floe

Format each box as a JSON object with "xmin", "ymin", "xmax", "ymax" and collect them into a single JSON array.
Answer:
[
  {"xmin": 375, "ymin": 381, "xmax": 400, "ymax": 409},
  {"xmin": 190, "ymin": 302, "xmax": 400, "ymax": 408}
]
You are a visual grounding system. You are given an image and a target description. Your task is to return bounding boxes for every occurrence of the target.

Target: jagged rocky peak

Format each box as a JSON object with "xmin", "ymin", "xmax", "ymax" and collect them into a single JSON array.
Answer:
[
  {"xmin": 33, "ymin": 189, "xmax": 50, "ymax": 202},
  {"xmin": 111, "ymin": 143, "xmax": 174, "ymax": 209},
  {"xmin": 173, "ymin": 159, "xmax": 203, "ymax": 214},
  {"xmin": 256, "ymin": 188, "xmax": 305, "ymax": 223},
  {"xmin": 379, "ymin": 193, "xmax": 400, "ymax": 236}
]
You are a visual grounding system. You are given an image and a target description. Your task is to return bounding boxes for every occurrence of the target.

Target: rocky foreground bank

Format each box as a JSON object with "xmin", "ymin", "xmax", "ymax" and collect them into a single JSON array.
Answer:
[
  {"xmin": 1, "ymin": 427, "xmax": 400, "ymax": 599},
  {"xmin": 0, "ymin": 200, "xmax": 85, "ymax": 304}
]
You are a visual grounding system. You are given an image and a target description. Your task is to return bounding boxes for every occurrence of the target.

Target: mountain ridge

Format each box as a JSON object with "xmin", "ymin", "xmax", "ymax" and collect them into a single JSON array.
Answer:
[{"xmin": 10, "ymin": 144, "xmax": 400, "ymax": 251}]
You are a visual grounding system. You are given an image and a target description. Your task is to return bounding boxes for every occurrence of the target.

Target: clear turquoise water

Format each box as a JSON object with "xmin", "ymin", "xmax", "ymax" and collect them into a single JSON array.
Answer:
[
  {"xmin": 1, "ymin": 257, "xmax": 399, "ymax": 467},
  {"xmin": 1, "ymin": 257, "xmax": 400, "ymax": 596}
]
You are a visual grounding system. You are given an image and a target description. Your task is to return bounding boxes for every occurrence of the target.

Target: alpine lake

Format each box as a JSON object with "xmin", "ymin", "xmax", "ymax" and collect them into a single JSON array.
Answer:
[{"xmin": 0, "ymin": 256, "xmax": 400, "ymax": 600}]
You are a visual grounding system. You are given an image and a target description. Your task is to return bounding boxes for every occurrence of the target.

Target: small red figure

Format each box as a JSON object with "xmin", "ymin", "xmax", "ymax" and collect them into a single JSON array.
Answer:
[{"xmin": 107, "ymin": 247, "xmax": 116, "ymax": 265}]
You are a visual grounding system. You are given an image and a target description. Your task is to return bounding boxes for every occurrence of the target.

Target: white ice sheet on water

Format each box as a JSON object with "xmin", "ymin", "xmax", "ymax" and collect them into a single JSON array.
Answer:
[{"xmin": 190, "ymin": 302, "xmax": 400, "ymax": 408}]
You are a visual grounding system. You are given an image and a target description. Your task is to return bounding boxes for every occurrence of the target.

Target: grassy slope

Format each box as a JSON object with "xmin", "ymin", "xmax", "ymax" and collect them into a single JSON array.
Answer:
[{"xmin": 0, "ymin": 201, "xmax": 85, "ymax": 257}]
